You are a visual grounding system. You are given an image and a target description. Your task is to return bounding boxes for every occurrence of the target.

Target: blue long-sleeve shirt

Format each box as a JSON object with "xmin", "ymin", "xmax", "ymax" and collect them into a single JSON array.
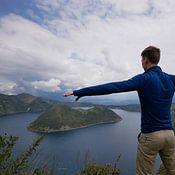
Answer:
[{"xmin": 73, "ymin": 66, "xmax": 175, "ymax": 133}]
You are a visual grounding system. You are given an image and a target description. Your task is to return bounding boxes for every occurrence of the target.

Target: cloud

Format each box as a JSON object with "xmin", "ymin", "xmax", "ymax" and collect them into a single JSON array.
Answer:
[
  {"xmin": 34, "ymin": 0, "xmax": 175, "ymax": 21},
  {"xmin": 103, "ymin": 0, "xmax": 149, "ymax": 14},
  {"xmin": 1, "ymin": 0, "xmax": 175, "ymax": 102},
  {"xmin": 31, "ymin": 78, "xmax": 61, "ymax": 92},
  {"xmin": 0, "ymin": 14, "xmax": 133, "ymax": 90},
  {"xmin": 151, "ymin": 0, "xmax": 175, "ymax": 17},
  {"xmin": 35, "ymin": 0, "xmax": 62, "ymax": 12},
  {"xmin": 0, "ymin": 82, "xmax": 17, "ymax": 95},
  {"xmin": 26, "ymin": 9, "xmax": 42, "ymax": 22}
]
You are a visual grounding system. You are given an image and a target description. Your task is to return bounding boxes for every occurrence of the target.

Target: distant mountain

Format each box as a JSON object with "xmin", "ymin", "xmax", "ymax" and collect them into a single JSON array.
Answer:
[
  {"xmin": 28, "ymin": 105, "xmax": 122, "ymax": 133},
  {"xmin": 0, "ymin": 93, "xmax": 108, "ymax": 117},
  {"xmin": 0, "ymin": 93, "xmax": 56, "ymax": 116}
]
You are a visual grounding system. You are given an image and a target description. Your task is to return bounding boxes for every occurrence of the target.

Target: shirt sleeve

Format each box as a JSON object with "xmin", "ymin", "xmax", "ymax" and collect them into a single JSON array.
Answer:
[{"xmin": 73, "ymin": 74, "xmax": 145, "ymax": 97}]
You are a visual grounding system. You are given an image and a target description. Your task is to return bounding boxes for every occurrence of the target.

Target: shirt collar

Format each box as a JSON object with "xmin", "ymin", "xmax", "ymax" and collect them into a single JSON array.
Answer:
[{"xmin": 144, "ymin": 65, "xmax": 162, "ymax": 73}]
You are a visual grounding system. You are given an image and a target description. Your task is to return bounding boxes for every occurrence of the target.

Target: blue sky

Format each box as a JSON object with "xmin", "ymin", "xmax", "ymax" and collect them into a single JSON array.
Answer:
[
  {"xmin": 1, "ymin": 0, "xmax": 175, "ymax": 104},
  {"xmin": 0, "ymin": 0, "xmax": 39, "ymax": 21}
]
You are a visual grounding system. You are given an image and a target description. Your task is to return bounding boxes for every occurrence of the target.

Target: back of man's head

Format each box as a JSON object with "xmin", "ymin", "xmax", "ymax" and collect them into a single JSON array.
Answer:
[{"xmin": 141, "ymin": 46, "xmax": 160, "ymax": 64}]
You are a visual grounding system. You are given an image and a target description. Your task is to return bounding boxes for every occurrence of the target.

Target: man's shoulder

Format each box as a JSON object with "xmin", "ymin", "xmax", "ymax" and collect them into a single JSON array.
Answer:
[
  {"xmin": 130, "ymin": 73, "xmax": 150, "ymax": 86},
  {"xmin": 134, "ymin": 72, "xmax": 150, "ymax": 80}
]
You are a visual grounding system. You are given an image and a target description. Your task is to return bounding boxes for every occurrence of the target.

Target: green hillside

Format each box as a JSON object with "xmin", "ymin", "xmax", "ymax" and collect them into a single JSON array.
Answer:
[
  {"xmin": 0, "ymin": 93, "xmax": 56, "ymax": 116},
  {"xmin": 28, "ymin": 105, "xmax": 122, "ymax": 132}
]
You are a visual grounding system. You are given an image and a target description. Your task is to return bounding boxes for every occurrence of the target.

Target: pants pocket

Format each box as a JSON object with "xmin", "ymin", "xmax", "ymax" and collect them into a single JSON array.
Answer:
[{"xmin": 139, "ymin": 134, "xmax": 153, "ymax": 144}]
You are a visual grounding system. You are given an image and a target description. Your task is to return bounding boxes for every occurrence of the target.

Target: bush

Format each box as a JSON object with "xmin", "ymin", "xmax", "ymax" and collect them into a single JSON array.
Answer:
[
  {"xmin": 0, "ymin": 133, "xmax": 50, "ymax": 175},
  {"xmin": 78, "ymin": 163, "xmax": 120, "ymax": 175},
  {"xmin": 78, "ymin": 154, "xmax": 121, "ymax": 175}
]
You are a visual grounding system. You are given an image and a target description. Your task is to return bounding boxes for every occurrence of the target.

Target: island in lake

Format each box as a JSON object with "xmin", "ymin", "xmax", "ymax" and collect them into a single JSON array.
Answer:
[{"xmin": 28, "ymin": 105, "xmax": 122, "ymax": 132}]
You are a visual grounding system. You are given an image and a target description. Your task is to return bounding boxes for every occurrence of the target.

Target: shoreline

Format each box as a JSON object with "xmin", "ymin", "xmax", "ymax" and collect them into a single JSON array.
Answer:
[{"xmin": 28, "ymin": 119, "xmax": 122, "ymax": 133}]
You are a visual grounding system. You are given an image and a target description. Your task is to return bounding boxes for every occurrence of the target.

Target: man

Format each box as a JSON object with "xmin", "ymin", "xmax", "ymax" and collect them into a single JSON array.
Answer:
[{"xmin": 64, "ymin": 46, "xmax": 175, "ymax": 175}]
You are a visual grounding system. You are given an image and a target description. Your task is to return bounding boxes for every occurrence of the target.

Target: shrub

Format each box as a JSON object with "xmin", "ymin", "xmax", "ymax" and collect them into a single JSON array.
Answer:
[
  {"xmin": 0, "ymin": 133, "xmax": 50, "ymax": 175},
  {"xmin": 78, "ymin": 163, "xmax": 120, "ymax": 175},
  {"xmin": 78, "ymin": 154, "xmax": 121, "ymax": 175}
]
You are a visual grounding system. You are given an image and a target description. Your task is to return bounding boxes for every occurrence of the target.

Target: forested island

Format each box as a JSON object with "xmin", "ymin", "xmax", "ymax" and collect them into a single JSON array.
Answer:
[{"xmin": 28, "ymin": 105, "xmax": 122, "ymax": 132}]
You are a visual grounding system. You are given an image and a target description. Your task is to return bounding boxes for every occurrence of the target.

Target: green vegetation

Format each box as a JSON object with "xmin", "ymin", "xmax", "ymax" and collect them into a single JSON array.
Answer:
[
  {"xmin": 79, "ymin": 154, "xmax": 121, "ymax": 175},
  {"xmin": 0, "ymin": 93, "xmax": 56, "ymax": 116},
  {"xmin": 28, "ymin": 105, "xmax": 122, "ymax": 132},
  {"xmin": 79, "ymin": 163, "xmax": 120, "ymax": 175},
  {"xmin": 0, "ymin": 133, "xmax": 50, "ymax": 175}
]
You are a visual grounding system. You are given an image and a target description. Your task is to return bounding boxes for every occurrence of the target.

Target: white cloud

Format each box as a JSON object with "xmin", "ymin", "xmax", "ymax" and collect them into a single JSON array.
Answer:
[
  {"xmin": 31, "ymin": 78, "xmax": 61, "ymax": 92},
  {"xmin": 0, "ymin": 82, "xmax": 17, "ymax": 95},
  {"xmin": 35, "ymin": 0, "xmax": 173, "ymax": 20},
  {"xmin": 36, "ymin": 0, "xmax": 61, "ymax": 12},
  {"xmin": 26, "ymin": 9, "xmax": 41, "ymax": 22},
  {"xmin": 151, "ymin": 0, "xmax": 175, "ymax": 17},
  {"xmin": 103, "ymin": 0, "xmax": 149, "ymax": 14}
]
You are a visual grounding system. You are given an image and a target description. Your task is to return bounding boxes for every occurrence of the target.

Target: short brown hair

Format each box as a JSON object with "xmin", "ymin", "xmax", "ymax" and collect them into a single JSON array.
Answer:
[{"xmin": 141, "ymin": 46, "xmax": 160, "ymax": 64}]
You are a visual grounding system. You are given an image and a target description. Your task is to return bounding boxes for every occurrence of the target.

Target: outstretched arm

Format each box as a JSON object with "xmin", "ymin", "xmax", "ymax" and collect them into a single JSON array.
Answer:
[{"xmin": 64, "ymin": 74, "xmax": 145, "ymax": 101}]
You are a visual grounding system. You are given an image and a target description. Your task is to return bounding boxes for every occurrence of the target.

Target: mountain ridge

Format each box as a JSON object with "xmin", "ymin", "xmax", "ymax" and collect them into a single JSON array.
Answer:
[{"xmin": 0, "ymin": 93, "xmax": 56, "ymax": 116}]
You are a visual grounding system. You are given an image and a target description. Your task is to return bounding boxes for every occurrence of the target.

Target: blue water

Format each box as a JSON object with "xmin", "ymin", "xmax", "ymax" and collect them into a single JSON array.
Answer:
[{"xmin": 0, "ymin": 109, "xmax": 161, "ymax": 175}]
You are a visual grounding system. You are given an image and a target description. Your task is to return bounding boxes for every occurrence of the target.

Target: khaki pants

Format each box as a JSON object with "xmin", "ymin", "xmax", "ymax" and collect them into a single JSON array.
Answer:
[{"xmin": 136, "ymin": 130, "xmax": 175, "ymax": 175}]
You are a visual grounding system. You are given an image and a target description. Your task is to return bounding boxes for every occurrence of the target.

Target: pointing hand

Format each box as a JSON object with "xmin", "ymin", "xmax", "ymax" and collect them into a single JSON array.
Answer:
[
  {"xmin": 63, "ymin": 91, "xmax": 81, "ymax": 101},
  {"xmin": 63, "ymin": 91, "xmax": 73, "ymax": 97}
]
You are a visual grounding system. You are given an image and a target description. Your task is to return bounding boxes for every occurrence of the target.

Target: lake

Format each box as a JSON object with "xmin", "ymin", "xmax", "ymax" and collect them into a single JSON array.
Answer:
[{"xmin": 0, "ymin": 109, "xmax": 161, "ymax": 175}]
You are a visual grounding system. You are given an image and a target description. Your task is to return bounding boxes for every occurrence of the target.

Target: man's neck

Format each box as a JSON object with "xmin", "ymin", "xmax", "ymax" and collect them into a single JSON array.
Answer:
[{"xmin": 145, "ymin": 64, "xmax": 157, "ymax": 71}]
